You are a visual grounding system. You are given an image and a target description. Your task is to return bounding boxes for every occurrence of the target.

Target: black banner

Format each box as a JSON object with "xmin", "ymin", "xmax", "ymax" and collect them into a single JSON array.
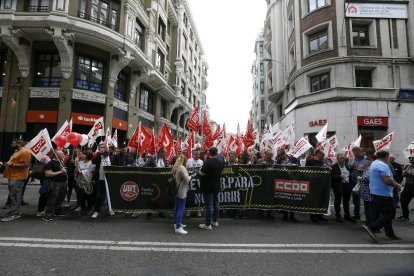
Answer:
[{"xmin": 104, "ymin": 165, "xmax": 331, "ymax": 214}]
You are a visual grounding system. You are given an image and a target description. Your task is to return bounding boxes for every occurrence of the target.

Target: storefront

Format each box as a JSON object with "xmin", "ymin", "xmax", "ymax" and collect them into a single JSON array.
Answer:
[{"xmin": 357, "ymin": 116, "xmax": 388, "ymax": 154}]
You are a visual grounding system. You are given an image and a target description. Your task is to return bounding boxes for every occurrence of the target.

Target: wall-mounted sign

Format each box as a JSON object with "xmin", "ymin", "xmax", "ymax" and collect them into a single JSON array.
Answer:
[
  {"xmin": 26, "ymin": 111, "xmax": 58, "ymax": 123},
  {"xmin": 71, "ymin": 112, "xmax": 103, "ymax": 126},
  {"xmin": 112, "ymin": 118, "xmax": 128, "ymax": 131},
  {"xmin": 309, "ymin": 119, "xmax": 327, "ymax": 127},
  {"xmin": 346, "ymin": 3, "xmax": 408, "ymax": 19},
  {"xmin": 357, "ymin": 116, "xmax": 388, "ymax": 127}
]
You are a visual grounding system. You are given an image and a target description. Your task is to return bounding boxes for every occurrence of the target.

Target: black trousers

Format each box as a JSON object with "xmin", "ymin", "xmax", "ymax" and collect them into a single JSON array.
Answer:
[
  {"xmin": 94, "ymin": 180, "xmax": 107, "ymax": 213},
  {"xmin": 333, "ymin": 184, "xmax": 352, "ymax": 217},
  {"xmin": 370, "ymin": 195, "xmax": 396, "ymax": 237},
  {"xmin": 401, "ymin": 186, "xmax": 414, "ymax": 218}
]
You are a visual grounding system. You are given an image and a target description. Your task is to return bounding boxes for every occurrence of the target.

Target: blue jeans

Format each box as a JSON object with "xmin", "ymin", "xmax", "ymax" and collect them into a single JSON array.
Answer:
[
  {"xmin": 7, "ymin": 180, "xmax": 24, "ymax": 216},
  {"xmin": 173, "ymin": 197, "xmax": 186, "ymax": 229},
  {"xmin": 203, "ymin": 193, "xmax": 219, "ymax": 226}
]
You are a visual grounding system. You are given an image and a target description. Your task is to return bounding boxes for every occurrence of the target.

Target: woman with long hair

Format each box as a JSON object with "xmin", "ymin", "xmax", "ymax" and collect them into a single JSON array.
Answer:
[{"xmin": 172, "ymin": 154, "xmax": 192, "ymax": 234}]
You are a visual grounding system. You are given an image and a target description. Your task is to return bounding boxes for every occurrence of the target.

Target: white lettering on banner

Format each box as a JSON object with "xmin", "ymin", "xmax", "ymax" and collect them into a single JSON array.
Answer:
[
  {"xmin": 346, "ymin": 3, "xmax": 408, "ymax": 19},
  {"xmin": 194, "ymin": 191, "xmax": 241, "ymax": 204},
  {"xmin": 291, "ymin": 140, "xmax": 306, "ymax": 156},
  {"xmin": 363, "ymin": 118, "xmax": 383, "ymax": 126},
  {"xmin": 30, "ymin": 136, "xmax": 46, "ymax": 154},
  {"xmin": 220, "ymin": 176, "xmax": 254, "ymax": 189},
  {"xmin": 78, "ymin": 116, "xmax": 98, "ymax": 123}
]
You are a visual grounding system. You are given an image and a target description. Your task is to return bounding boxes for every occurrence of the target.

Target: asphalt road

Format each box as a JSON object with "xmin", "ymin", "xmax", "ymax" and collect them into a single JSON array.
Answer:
[{"xmin": 1, "ymin": 184, "xmax": 413, "ymax": 276}]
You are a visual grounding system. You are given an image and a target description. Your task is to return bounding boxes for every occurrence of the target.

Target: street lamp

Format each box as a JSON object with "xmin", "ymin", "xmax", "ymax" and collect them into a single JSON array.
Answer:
[{"xmin": 262, "ymin": 58, "xmax": 288, "ymax": 76}]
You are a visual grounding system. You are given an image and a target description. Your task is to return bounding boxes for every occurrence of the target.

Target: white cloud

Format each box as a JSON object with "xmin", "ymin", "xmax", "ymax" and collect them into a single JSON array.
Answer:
[{"xmin": 188, "ymin": 0, "xmax": 267, "ymax": 133}]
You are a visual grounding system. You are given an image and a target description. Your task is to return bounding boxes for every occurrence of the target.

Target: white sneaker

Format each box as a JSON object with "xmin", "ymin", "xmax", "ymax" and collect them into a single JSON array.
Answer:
[
  {"xmin": 199, "ymin": 223, "xmax": 212, "ymax": 230},
  {"xmin": 1, "ymin": 215, "xmax": 21, "ymax": 222},
  {"xmin": 175, "ymin": 227, "xmax": 188, "ymax": 235},
  {"xmin": 91, "ymin": 212, "xmax": 99, "ymax": 219},
  {"xmin": 197, "ymin": 211, "xmax": 202, "ymax": 217},
  {"xmin": 36, "ymin": 211, "xmax": 45, "ymax": 217},
  {"xmin": 212, "ymin": 221, "xmax": 219, "ymax": 227},
  {"xmin": 185, "ymin": 211, "xmax": 191, "ymax": 218},
  {"xmin": 174, "ymin": 224, "xmax": 187, "ymax": 229}
]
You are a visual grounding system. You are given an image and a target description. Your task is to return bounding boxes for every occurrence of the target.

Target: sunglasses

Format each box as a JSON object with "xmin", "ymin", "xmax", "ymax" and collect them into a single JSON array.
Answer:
[{"xmin": 409, "ymin": 157, "xmax": 414, "ymax": 160}]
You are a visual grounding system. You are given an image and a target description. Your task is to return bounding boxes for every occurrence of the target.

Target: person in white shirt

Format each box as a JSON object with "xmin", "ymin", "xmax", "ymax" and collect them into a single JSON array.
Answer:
[{"xmin": 185, "ymin": 150, "xmax": 203, "ymax": 217}]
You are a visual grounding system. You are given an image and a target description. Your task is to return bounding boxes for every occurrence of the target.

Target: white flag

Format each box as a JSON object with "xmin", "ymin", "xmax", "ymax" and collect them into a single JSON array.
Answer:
[
  {"xmin": 373, "ymin": 132, "xmax": 394, "ymax": 152},
  {"xmin": 52, "ymin": 119, "xmax": 72, "ymax": 148},
  {"xmin": 111, "ymin": 129, "xmax": 118, "ymax": 148},
  {"xmin": 25, "ymin": 129, "xmax": 53, "ymax": 161},
  {"xmin": 342, "ymin": 135, "xmax": 362, "ymax": 158},
  {"xmin": 87, "ymin": 117, "xmax": 104, "ymax": 145},
  {"xmin": 323, "ymin": 135, "xmax": 338, "ymax": 158},
  {"xmin": 403, "ymin": 140, "xmax": 414, "ymax": 158},
  {"xmin": 103, "ymin": 127, "xmax": 112, "ymax": 148},
  {"xmin": 315, "ymin": 122, "xmax": 328, "ymax": 143},
  {"xmin": 288, "ymin": 137, "xmax": 313, "ymax": 158}
]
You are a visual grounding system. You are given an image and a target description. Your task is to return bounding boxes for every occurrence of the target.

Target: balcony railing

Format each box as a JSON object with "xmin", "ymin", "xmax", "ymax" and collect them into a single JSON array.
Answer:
[
  {"xmin": 24, "ymin": 5, "xmax": 49, "ymax": 12},
  {"xmin": 78, "ymin": 11, "xmax": 118, "ymax": 31}
]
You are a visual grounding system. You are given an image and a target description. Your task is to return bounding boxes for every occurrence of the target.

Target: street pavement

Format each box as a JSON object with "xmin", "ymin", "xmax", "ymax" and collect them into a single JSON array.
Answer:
[{"xmin": 0, "ymin": 180, "xmax": 413, "ymax": 276}]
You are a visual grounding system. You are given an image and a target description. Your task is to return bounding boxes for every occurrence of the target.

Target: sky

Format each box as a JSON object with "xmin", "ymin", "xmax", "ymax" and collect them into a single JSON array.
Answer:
[{"xmin": 188, "ymin": 0, "xmax": 267, "ymax": 134}]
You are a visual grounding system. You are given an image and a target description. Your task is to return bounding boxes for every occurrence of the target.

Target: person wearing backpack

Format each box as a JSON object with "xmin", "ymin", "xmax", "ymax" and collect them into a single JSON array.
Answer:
[{"xmin": 172, "ymin": 154, "xmax": 192, "ymax": 234}]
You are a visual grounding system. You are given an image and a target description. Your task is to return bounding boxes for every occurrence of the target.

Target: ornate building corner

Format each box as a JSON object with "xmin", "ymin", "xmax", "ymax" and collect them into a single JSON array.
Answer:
[
  {"xmin": 108, "ymin": 49, "xmax": 134, "ymax": 88},
  {"xmin": 0, "ymin": 27, "xmax": 31, "ymax": 78},
  {"xmin": 47, "ymin": 27, "xmax": 75, "ymax": 79}
]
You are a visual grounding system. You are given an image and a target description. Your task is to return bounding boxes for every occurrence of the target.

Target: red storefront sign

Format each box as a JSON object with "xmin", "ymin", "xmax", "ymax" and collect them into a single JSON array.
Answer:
[
  {"xmin": 357, "ymin": 116, "xmax": 388, "ymax": 127},
  {"xmin": 26, "ymin": 111, "xmax": 58, "ymax": 123},
  {"xmin": 112, "ymin": 118, "xmax": 128, "ymax": 131},
  {"xmin": 71, "ymin": 112, "xmax": 103, "ymax": 126}
]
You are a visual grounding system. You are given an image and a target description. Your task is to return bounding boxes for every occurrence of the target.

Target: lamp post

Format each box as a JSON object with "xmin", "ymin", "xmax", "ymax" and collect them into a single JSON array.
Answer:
[{"xmin": 262, "ymin": 58, "xmax": 288, "ymax": 76}]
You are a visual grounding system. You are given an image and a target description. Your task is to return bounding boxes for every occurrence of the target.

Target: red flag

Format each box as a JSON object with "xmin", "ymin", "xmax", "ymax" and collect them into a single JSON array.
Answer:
[
  {"xmin": 201, "ymin": 110, "xmax": 212, "ymax": 137},
  {"xmin": 138, "ymin": 124, "xmax": 152, "ymax": 155},
  {"xmin": 148, "ymin": 129, "xmax": 157, "ymax": 155},
  {"xmin": 212, "ymin": 124, "xmax": 221, "ymax": 140},
  {"xmin": 184, "ymin": 131, "xmax": 195, "ymax": 159},
  {"xmin": 243, "ymin": 120, "xmax": 255, "ymax": 151},
  {"xmin": 168, "ymin": 144, "xmax": 176, "ymax": 165},
  {"xmin": 175, "ymin": 136, "xmax": 183, "ymax": 154},
  {"xmin": 128, "ymin": 125, "xmax": 139, "ymax": 149},
  {"xmin": 187, "ymin": 107, "xmax": 200, "ymax": 131},
  {"xmin": 157, "ymin": 123, "xmax": 174, "ymax": 156},
  {"xmin": 203, "ymin": 134, "xmax": 214, "ymax": 150}
]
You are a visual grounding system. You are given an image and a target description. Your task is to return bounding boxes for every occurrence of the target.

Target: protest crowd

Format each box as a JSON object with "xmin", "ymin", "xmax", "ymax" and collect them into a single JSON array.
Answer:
[{"xmin": 1, "ymin": 110, "xmax": 413, "ymax": 243}]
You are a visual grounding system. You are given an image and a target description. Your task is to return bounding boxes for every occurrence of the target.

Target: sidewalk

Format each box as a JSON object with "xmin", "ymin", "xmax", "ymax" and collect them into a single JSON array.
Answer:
[{"xmin": 0, "ymin": 174, "xmax": 40, "ymax": 185}]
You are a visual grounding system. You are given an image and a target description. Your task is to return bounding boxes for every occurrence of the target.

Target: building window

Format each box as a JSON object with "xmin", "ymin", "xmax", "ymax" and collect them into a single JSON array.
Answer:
[
  {"xmin": 260, "ymin": 63, "xmax": 263, "ymax": 72},
  {"xmin": 260, "ymin": 120, "xmax": 265, "ymax": 133},
  {"xmin": 188, "ymin": 89, "xmax": 192, "ymax": 103},
  {"xmin": 355, "ymin": 70, "xmax": 372, "ymax": 88},
  {"xmin": 278, "ymin": 104, "xmax": 283, "ymax": 117},
  {"xmin": 76, "ymin": 56, "xmax": 104, "ymax": 92},
  {"xmin": 193, "ymin": 95, "xmax": 196, "ymax": 106},
  {"xmin": 182, "ymin": 33, "xmax": 188, "ymax": 50},
  {"xmin": 270, "ymin": 113, "xmax": 274, "ymax": 125},
  {"xmin": 182, "ymin": 56, "xmax": 187, "ymax": 73},
  {"xmin": 158, "ymin": 17, "xmax": 166, "ymax": 41},
  {"xmin": 308, "ymin": 0, "xmax": 327, "ymax": 13},
  {"xmin": 160, "ymin": 99, "xmax": 167, "ymax": 118},
  {"xmin": 34, "ymin": 53, "xmax": 62, "ymax": 87},
  {"xmin": 135, "ymin": 19, "xmax": 145, "ymax": 51},
  {"xmin": 260, "ymin": 81, "xmax": 264, "ymax": 93},
  {"xmin": 260, "ymin": 100, "xmax": 265, "ymax": 114},
  {"xmin": 167, "ymin": 19, "xmax": 171, "ymax": 36},
  {"xmin": 183, "ymin": 13, "xmax": 188, "ymax": 28},
  {"xmin": 259, "ymin": 45, "xmax": 263, "ymax": 54},
  {"xmin": 310, "ymin": 72, "xmax": 330, "ymax": 92},
  {"xmin": 78, "ymin": 0, "xmax": 120, "ymax": 31},
  {"xmin": 114, "ymin": 71, "xmax": 127, "ymax": 102},
  {"xmin": 156, "ymin": 49, "xmax": 165, "ymax": 73},
  {"xmin": 25, "ymin": 0, "xmax": 49, "ymax": 12},
  {"xmin": 0, "ymin": 52, "xmax": 6, "ymax": 87},
  {"xmin": 352, "ymin": 25, "xmax": 369, "ymax": 46},
  {"xmin": 181, "ymin": 80, "xmax": 186, "ymax": 96},
  {"xmin": 139, "ymin": 86, "xmax": 153, "ymax": 114},
  {"xmin": 309, "ymin": 31, "xmax": 328, "ymax": 54}
]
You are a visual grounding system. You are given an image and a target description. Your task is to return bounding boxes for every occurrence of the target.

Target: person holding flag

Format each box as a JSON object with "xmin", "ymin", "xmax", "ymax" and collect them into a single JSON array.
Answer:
[{"xmin": 1, "ymin": 139, "xmax": 31, "ymax": 222}]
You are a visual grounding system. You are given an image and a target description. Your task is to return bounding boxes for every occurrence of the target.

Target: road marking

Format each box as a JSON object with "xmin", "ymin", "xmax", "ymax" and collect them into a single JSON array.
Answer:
[
  {"xmin": 0, "ymin": 237, "xmax": 414, "ymax": 248},
  {"xmin": 0, "ymin": 237, "xmax": 413, "ymax": 254},
  {"xmin": 0, "ymin": 242, "xmax": 414, "ymax": 254}
]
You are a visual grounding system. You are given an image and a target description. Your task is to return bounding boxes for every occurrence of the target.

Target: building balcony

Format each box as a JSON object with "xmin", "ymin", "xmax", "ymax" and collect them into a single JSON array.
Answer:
[
  {"xmin": 78, "ymin": 11, "xmax": 118, "ymax": 32},
  {"xmin": 24, "ymin": 5, "xmax": 49, "ymax": 12}
]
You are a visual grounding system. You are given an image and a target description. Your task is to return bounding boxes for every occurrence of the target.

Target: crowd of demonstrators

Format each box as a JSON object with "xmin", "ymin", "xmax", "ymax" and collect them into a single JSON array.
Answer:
[{"xmin": 2, "ymin": 137, "xmax": 414, "ymax": 242}]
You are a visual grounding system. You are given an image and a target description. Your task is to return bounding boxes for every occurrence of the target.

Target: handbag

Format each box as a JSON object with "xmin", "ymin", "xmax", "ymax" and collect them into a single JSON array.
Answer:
[
  {"xmin": 168, "ymin": 173, "xmax": 182, "ymax": 195},
  {"xmin": 30, "ymin": 163, "xmax": 45, "ymax": 180}
]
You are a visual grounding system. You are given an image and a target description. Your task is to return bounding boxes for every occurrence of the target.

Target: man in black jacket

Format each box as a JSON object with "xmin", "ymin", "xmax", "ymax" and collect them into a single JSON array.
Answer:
[{"xmin": 331, "ymin": 153, "xmax": 356, "ymax": 223}]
